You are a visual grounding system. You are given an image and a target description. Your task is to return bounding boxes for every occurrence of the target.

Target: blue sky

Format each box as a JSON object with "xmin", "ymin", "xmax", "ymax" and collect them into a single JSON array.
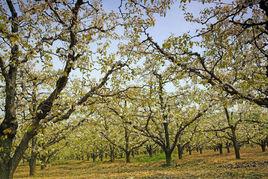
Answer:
[
  {"xmin": 147, "ymin": 2, "xmax": 204, "ymax": 43},
  {"xmin": 103, "ymin": 0, "xmax": 205, "ymax": 43}
]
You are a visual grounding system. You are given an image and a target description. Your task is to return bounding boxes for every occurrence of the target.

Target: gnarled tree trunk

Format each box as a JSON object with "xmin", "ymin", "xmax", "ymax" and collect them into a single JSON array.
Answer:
[
  {"xmin": 165, "ymin": 150, "xmax": 172, "ymax": 166},
  {"xmin": 177, "ymin": 144, "xmax": 183, "ymax": 159}
]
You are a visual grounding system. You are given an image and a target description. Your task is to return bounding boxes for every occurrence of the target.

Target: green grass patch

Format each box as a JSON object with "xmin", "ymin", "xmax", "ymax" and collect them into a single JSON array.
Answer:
[{"xmin": 134, "ymin": 153, "xmax": 166, "ymax": 163}]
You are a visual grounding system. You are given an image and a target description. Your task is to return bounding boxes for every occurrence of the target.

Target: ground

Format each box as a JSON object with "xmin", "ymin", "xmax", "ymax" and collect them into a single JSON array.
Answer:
[{"xmin": 14, "ymin": 147, "xmax": 268, "ymax": 179}]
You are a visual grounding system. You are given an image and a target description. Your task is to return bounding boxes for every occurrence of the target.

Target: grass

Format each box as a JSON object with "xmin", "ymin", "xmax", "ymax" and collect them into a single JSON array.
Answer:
[
  {"xmin": 134, "ymin": 152, "xmax": 166, "ymax": 163},
  {"xmin": 14, "ymin": 147, "xmax": 268, "ymax": 179}
]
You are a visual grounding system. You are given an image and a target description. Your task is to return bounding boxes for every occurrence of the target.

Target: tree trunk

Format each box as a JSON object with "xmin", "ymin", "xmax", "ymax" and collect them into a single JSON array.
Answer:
[
  {"xmin": 40, "ymin": 163, "xmax": 46, "ymax": 170},
  {"xmin": 231, "ymin": 127, "xmax": 240, "ymax": 159},
  {"xmin": 218, "ymin": 143, "xmax": 223, "ymax": 154},
  {"xmin": 199, "ymin": 147, "xmax": 203, "ymax": 154},
  {"xmin": 188, "ymin": 146, "xmax": 192, "ymax": 155},
  {"xmin": 233, "ymin": 140, "xmax": 240, "ymax": 159},
  {"xmin": 226, "ymin": 142, "xmax": 230, "ymax": 153},
  {"xmin": 92, "ymin": 152, "xmax": 97, "ymax": 162},
  {"xmin": 165, "ymin": 150, "xmax": 172, "ymax": 166},
  {"xmin": 146, "ymin": 145, "xmax": 153, "ymax": 157},
  {"xmin": 0, "ymin": 167, "xmax": 13, "ymax": 179},
  {"xmin": 125, "ymin": 151, "xmax": 131, "ymax": 163},
  {"xmin": 124, "ymin": 126, "xmax": 130, "ymax": 163},
  {"xmin": 260, "ymin": 140, "xmax": 266, "ymax": 152},
  {"xmin": 109, "ymin": 145, "xmax": 115, "ymax": 162},
  {"xmin": 99, "ymin": 149, "xmax": 103, "ymax": 161},
  {"xmin": 29, "ymin": 154, "xmax": 37, "ymax": 176},
  {"xmin": 0, "ymin": 130, "xmax": 37, "ymax": 179},
  {"xmin": 177, "ymin": 144, "xmax": 183, "ymax": 159},
  {"xmin": 0, "ymin": 1, "xmax": 19, "ymax": 178},
  {"xmin": 261, "ymin": 144, "xmax": 266, "ymax": 152}
]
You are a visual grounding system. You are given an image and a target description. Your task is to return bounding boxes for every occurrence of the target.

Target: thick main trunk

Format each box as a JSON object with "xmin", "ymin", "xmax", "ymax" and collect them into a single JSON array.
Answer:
[
  {"xmin": 231, "ymin": 128, "xmax": 240, "ymax": 159},
  {"xmin": 0, "ymin": 1, "xmax": 19, "ymax": 178},
  {"xmin": 0, "ymin": 164, "xmax": 13, "ymax": 179},
  {"xmin": 0, "ymin": 123, "xmax": 35, "ymax": 177},
  {"xmin": 0, "ymin": 128, "xmax": 17, "ymax": 179},
  {"xmin": 165, "ymin": 150, "xmax": 172, "ymax": 166},
  {"xmin": 0, "ymin": 168, "xmax": 12, "ymax": 179},
  {"xmin": 232, "ymin": 140, "xmax": 240, "ymax": 159},
  {"xmin": 0, "ymin": 140, "xmax": 13, "ymax": 179},
  {"xmin": 12, "ymin": 125, "xmax": 38, "ymax": 175}
]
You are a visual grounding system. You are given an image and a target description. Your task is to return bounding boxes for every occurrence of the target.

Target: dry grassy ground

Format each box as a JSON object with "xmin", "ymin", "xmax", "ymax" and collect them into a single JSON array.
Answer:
[{"xmin": 14, "ymin": 147, "xmax": 268, "ymax": 179}]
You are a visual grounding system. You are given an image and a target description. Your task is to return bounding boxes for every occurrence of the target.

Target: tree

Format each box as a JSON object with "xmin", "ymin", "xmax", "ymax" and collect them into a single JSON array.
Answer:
[
  {"xmin": 0, "ymin": 1, "xmax": 129, "ymax": 177},
  {"xmin": 132, "ymin": 0, "xmax": 267, "ymax": 109},
  {"xmin": 29, "ymin": 116, "xmax": 90, "ymax": 175},
  {"xmin": 183, "ymin": 0, "xmax": 268, "ymax": 107},
  {"xmin": 133, "ymin": 70, "xmax": 210, "ymax": 166},
  {"xmin": 98, "ymin": 96, "xmax": 148, "ymax": 163},
  {"xmin": 145, "ymin": 142, "xmax": 158, "ymax": 157},
  {"xmin": 177, "ymin": 123, "xmax": 199, "ymax": 159},
  {"xmin": 223, "ymin": 106, "xmax": 241, "ymax": 159},
  {"xmin": 242, "ymin": 107, "xmax": 268, "ymax": 152},
  {"xmin": 204, "ymin": 100, "xmax": 254, "ymax": 159}
]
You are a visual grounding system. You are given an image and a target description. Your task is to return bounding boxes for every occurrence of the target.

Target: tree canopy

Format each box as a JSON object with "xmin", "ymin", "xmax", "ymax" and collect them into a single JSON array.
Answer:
[{"xmin": 0, "ymin": 0, "xmax": 267, "ymax": 178}]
